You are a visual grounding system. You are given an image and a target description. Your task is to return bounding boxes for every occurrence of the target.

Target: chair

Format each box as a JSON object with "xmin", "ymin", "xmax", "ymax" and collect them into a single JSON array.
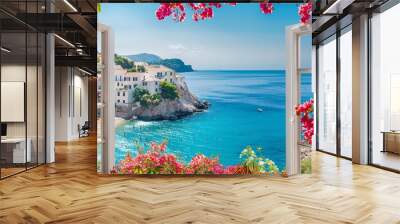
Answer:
[{"xmin": 79, "ymin": 121, "xmax": 90, "ymax": 138}]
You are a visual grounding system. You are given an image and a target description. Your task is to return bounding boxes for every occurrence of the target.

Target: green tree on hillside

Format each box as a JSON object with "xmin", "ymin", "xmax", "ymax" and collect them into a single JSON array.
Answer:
[
  {"xmin": 133, "ymin": 87, "xmax": 150, "ymax": 102},
  {"xmin": 136, "ymin": 65, "xmax": 146, "ymax": 73},
  {"xmin": 115, "ymin": 54, "xmax": 134, "ymax": 69},
  {"xmin": 140, "ymin": 93, "xmax": 161, "ymax": 107},
  {"xmin": 160, "ymin": 81, "xmax": 178, "ymax": 100}
]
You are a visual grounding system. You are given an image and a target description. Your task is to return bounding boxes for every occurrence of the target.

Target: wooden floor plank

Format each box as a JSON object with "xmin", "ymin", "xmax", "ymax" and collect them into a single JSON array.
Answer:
[{"xmin": 0, "ymin": 135, "xmax": 399, "ymax": 223}]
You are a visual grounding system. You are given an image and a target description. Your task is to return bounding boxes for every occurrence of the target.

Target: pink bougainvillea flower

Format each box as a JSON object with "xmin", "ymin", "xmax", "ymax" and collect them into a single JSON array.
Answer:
[
  {"xmin": 260, "ymin": 1, "xmax": 274, "ymax": 14},
  {"xmin": 155, "ymin": 2, "xmax": 310, "ymax": 23},
  {"xmin": 295, "ymin": 98, "xmax": 314, "ymax": 144},
  {"xmin": 155, "ymin": 3, "xmax": 172, "ymax": 20},
  {"xmin": 223, "ymin": 165, "xmax": 239, "ymax": 175},
  {"xmin": 298, "ymin": 2, "xmax": 312, "ymax": 24},
  {"xmin": 212, "ymin": 164, "xmax": 224, "ymax": 174},
  {"xmin": 156, "ymin": 3, "xmax": 237, "ymax": 22},
  {"xmin": 188, "ymin": 154, "xmax": 223, "ymax": 174},
  {"xmin": 114, "ymin": 141, "xmax": 281, "ymax": 175},
  {"xmin": 155, "ymin": 3, "xmax": 186, "ymax": 22}
]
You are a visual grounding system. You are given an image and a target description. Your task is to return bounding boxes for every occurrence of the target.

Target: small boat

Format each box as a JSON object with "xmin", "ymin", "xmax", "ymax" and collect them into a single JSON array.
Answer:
[{"xmin": 257, "ymin": 108, "xmax": 263, "ymax": 112}]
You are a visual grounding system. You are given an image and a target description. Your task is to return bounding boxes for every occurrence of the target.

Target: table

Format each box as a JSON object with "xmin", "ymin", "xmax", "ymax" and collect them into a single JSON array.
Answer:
[{"xmin": 1, "ymin": 138, "xmax": 31, "ymax": 163}]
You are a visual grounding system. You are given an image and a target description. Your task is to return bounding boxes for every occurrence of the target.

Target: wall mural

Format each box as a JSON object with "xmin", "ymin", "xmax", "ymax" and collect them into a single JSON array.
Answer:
[{"xmin": 97, "ymin": 3, "xmax": 313, "ymax": 176}]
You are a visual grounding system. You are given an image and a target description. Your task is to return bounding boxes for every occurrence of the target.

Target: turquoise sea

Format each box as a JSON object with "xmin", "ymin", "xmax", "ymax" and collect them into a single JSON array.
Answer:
[{"xmin": 115, "ymin": 70, "xmax": 312, "ymax": 169}]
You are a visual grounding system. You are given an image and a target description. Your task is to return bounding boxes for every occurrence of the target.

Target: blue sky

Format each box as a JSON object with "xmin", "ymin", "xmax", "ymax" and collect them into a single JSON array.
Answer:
[{"xmin": 98, "ymin": 3, "xmax": 311, "ymax": 70}]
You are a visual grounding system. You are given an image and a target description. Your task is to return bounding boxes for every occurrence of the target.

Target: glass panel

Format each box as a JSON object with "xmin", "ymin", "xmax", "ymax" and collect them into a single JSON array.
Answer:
[
  {"xmin": 317, "ymin": 36, "xmax": 337, "ymax": 154},
  {"xmin": 300, "ymin": 72, "xmax": 312, "ymax": 104},
  {"xmin": 339, "ymin": 28, "xmax": 352, "ymax": 158},
  {"xmin": 299, "ymin": 35, "xmax": 312, "ymax": 174},
  {"xmin": 38, "ymin": 32, "xmax": 45, "ymax": 164},
  {"xmin": 97, "ymin": 34, "xmax": 103, "ymax": 173},
  {"xmin": 299, "ymin": 34, "xmax": 312, "ymax": 70},
  {"xmin": 1, "ymin": 31, "xmax": 27, "ymax": 177},
  {"xmin": 371, "ymin": 4, "xmax": 400, "ymax": 171},
  {"xmin": 27, "ymin": 31, "xmax": 38, "ymax": 168}
]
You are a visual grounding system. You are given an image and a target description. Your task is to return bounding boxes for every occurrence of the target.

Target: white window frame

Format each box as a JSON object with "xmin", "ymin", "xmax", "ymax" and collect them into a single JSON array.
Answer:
[
  {"xmin": 98, "ymin": 22, "xmax": 115, "ymax": 174},
  {"xmin": 285, "ymin": 23, "xmax": 312, "ymax": 176}
]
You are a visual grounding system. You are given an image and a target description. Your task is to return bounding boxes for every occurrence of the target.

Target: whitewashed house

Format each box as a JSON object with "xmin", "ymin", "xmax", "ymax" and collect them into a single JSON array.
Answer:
[{"xmin": 147, "ymin": 65, "xmax": 178, "ymax": 84}]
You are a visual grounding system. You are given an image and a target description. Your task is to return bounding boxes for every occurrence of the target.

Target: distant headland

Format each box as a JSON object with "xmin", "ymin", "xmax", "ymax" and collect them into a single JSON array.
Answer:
[{"xmin": 124, "ymin": 53, "xmax": 194, "ymax": 72}]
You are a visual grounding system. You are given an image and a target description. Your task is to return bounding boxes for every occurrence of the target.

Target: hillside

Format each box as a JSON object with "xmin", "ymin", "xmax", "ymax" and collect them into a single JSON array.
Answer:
[
  {"xmin": 125, "ymin": 53, "xmax": 194, "ymax": 72},
  {"xmin": 125, "ymin": 53, "xmax": 162, "ymax": 64},
  {"xmin": 159, "ymin": 58, "xmax": 193, "ymax": 72}
]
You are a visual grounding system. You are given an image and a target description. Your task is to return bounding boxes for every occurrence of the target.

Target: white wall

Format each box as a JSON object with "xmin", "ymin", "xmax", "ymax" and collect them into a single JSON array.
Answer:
[
  {"xmin": 54, "ymin": 67, "xmax": 89, "ymax": 141},
  {"xmin": 71, "ymin": 74, "xmax": 89, "ymax": 138},
  {"xmin": 1, "ymin": 65, "xmax": 29, "ymax": 138},
  {"xmin": 1, "ymin": 63, "xmax": 46, "ymax": 164}
]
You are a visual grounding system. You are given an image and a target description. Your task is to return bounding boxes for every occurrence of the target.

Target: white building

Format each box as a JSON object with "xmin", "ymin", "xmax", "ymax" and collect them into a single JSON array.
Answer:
[
  {"xmin": 134, "ymin": 61, "xmax": 149, "ymax": 67},
  {"xmin": 147, "ymin": 65, "xmax": 180, "ymax": 85},
  {"xmin": 114, "ymin": 65, "xmax": 128, "ymax": 105},
  {"xmin": 114, "ymin": 64, "xmax": 186, "ymax": 108}
]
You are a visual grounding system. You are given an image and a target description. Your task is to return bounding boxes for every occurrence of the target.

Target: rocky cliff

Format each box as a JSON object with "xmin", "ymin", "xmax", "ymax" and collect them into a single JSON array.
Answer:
[{"xmin": 131, "ymin": 83, "xmax": 208, "ymax": 121}]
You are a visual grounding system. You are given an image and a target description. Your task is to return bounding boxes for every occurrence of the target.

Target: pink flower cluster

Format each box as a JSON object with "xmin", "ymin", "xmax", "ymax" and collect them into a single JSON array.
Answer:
[
  {"xmin": 295, "ymin": 99, "xmax": 314, "ymax": 144},
  {"xmin": 298, "ymin": 2, "xmax": 312, "ymax": 24},
  {"xmin": 155, "ymin": 2, "xmax": 310, "ymax": 23},
  {"xmin": 156, "ymin": 3, "xmax": 236, "ymax": 22},
  {"xmin": 155, "ymin": 3, "xmax": 186, "ymax": 22},
  {"xmin": 189, "ymin": 3, "xmax": 214, "ymax": 22},
  {"xmin": 114, "ymin": 142, "xmax": 242, "ymax": 175},
  {"xmin": 187, "ymin": 154, "xmax": 237, "ymax": 174},
  {"xmin": 260, "ymin": 1, "xmax": 274, "ymax": 14},
  {"xmin": 116, "ymin": 142, "xmax": 184, "ymax": 174}
]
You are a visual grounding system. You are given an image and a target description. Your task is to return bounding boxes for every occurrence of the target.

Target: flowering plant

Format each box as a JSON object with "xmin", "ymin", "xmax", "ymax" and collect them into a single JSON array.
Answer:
[
  {"xmin": 155, "ymin": 1, "xmax": 311, "ymax": 23},
  {"xmin": 238, "ymin": 146, "xmax": 279, "ymax": 175},
  {"xmin": 187, "ymin": 154, "xmax": 223, "ymax": 174},
  {"xmin": 113, "ymin": 142, "xmax": 281, "ymax": 176},
  {"xmin": 114, "ymin": 141, "xmax": 184, "ymax": 174},
  {"xmin": 298, "ymin": 2, "xmax": 312, "ymax": 24},
  {"xmin": 295, "ymin": 98, "xmax": 314, "ymax": 144}
]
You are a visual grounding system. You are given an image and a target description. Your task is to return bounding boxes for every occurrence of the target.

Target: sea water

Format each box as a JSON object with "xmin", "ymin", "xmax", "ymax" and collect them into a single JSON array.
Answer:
[{"xmin": 115, "ymin": 70, "xmax": 312, "ymax": 169}]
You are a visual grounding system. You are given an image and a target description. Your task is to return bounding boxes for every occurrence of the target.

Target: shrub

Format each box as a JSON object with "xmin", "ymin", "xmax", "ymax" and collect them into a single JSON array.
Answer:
[
  {"xmin": 295, "ymin": 98, "xmax": 314, "ymax": 144},
  {"xmin": 115, "ymin": 54, "xmax": 134, "ymax": 69},
  {"xmin": 136, "ymin": 65, "xmax": 146, "ymax": 73},
  {"xmin": 140, "ymin": 93, "xmax": 161, "ymax": 107},
  {"xmin": 301, "ymin": 158, "xmax": 311, "ymax": 174},
  {"xmin": 133, "ymin": 87, "xmax": 149, "ymax": 102},
  {"xmin": 113, "ymin": 142, "xmax": 281, "ymax": 176},
  {"xmin": 239, "ymin": 146, "xmax": 279, "ymax": 175},
  {"xmin": 160, "ymin": 81, "xmax": 178, "ymax": 100},
  {"xmin": 115, "ymin": 141, "xmax": 184, "ymax": 174},
  {"xmin": 186, "ymin": 154, "xmax": 222, "ymax": 174}
]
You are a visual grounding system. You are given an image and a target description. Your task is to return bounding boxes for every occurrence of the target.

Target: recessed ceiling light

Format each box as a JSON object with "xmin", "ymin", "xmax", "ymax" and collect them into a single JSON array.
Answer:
[
  {"xmin": 322, "ymin": 0, "xmax": 354, "ymax": 15},
  {"xmin": 78, "ymin": 68, "xmax": 93, "ymax": 76},
  {"xmin": 54, "ymin": 34, "xmax": 75, "ymax": 48},
  {"xmin": 1, "ymin": 47, "xmax": 11, "ymax": 53},
  {"xmin": 63, "ymin": 0, "xmax": 78, "ymax": 12}
]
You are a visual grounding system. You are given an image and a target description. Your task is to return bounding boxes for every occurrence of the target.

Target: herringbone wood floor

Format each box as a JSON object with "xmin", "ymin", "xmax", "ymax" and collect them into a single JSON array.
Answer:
[{"xmin": 1, "ymin": 136, "xmax": 400, "ymax": 224}]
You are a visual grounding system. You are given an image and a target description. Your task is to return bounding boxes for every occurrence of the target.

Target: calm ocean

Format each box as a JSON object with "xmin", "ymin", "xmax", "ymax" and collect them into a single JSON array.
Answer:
[{"xmin": 114, "ymin": 70, "xmax": 312, "ymax": 169}]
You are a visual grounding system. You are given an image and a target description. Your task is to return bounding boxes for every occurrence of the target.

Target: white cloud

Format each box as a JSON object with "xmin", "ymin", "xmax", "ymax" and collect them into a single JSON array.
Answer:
[{"xmin": 168, "ymin": 44, "xmax": 186, "ymax": 51}]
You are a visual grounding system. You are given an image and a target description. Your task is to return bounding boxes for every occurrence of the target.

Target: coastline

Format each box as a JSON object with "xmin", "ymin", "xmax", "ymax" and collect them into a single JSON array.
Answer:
[{"xmin": 115, "ymin": 117, "xmax": 129, "ymax": 128}]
